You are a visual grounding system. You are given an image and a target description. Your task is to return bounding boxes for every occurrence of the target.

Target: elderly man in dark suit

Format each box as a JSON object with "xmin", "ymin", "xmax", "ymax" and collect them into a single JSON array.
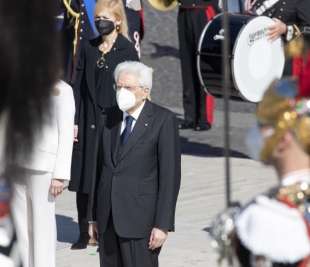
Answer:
[{"xmin": 89, "ymin": 61, "xmax": 181, "ymax": 267}]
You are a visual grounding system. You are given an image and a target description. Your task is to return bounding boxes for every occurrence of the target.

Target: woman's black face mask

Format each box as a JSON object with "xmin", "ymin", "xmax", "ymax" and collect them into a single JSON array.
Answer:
[{"xmin": 95, "ymin": 19, "xmax": 115, "ymax": 36}]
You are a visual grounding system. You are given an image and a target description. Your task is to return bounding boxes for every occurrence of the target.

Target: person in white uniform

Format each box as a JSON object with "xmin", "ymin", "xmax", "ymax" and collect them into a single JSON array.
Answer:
[
  {"xmin": 209, "ymin": 76, "xmax": 310, "ymax": 266},
  {"xmin": 11, "ymin": 80, "xmax": 75, "ymax": 267}
]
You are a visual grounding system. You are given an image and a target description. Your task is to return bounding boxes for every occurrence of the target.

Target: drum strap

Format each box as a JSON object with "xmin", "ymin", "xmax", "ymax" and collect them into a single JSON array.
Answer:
[{"xmin": 255, "ymin": 0, "xmax": 280, "ymax": 15}]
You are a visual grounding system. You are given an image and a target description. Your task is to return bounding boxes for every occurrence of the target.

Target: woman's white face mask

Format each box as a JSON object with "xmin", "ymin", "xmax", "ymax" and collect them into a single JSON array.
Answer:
[{"xmin": 116, "ymin": 88, "xmax": 136, "ymax": 112}]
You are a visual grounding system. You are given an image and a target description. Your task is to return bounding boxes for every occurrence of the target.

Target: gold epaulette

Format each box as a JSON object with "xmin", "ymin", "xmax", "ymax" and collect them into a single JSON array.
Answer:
[{"xmin": 277, "ymin": 182, "xmax": 310, "ymax": 213}]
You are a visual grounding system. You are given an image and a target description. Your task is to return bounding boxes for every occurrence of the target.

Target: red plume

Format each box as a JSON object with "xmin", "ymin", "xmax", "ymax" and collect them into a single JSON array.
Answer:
[{"xmin": 298, "ymin": 52, "xmax": 310, "ymax": 97}]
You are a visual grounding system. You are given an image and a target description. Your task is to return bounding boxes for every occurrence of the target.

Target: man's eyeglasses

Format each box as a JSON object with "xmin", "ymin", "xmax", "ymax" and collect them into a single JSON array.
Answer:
[{"xmin": 113, "ymin": 84, "xmax": 146, "ymax": 91}]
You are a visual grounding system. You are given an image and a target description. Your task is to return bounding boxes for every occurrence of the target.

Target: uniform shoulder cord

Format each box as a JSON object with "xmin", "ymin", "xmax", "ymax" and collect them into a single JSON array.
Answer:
[{"xmin": 63, "ymin": 0, "xmax": 81, "ymax": 56}]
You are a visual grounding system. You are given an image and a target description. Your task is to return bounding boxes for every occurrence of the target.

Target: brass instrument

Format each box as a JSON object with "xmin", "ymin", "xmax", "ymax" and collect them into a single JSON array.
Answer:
[
  {"xmin": 147, "ymin": 0, "xmax": 178, "ymax": 11},
  {"xmin": 63, "ymin": 0, "xmax": 80, "ymax": 55}
]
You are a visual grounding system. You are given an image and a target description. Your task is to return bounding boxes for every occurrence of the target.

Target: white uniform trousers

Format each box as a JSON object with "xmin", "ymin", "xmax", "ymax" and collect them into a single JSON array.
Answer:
[{"xmin": 11, "ymin": 170, "xmax": 56, "ymax": 267}]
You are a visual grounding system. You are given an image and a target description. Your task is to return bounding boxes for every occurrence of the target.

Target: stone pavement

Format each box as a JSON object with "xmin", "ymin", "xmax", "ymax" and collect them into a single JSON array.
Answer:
[
  {"xmin": 56, "ymin": 154, "xmax": 277, "ymax": 267},
  {"xmin": 56, "ymin": 106, "xmax": 278, "ymax": 267}
]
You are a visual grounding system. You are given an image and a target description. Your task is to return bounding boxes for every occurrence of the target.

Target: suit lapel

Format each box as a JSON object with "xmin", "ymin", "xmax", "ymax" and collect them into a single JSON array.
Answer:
[
  {"xmin": 111, "ymin": 123, "xmax": 121, "ymax": 166},
  {"xmin": 104, "ymin": 107, "xmax": 123, "ymax": 167},
  {"xmin": 119, "ymin": 101, "xmax": 154, "ymax": 161}
]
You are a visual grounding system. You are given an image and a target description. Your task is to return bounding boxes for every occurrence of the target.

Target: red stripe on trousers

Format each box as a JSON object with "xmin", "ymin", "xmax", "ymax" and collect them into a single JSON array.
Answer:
[
  {"xmin": 204, "ymin": 5, "xmax": 216, "ymax": 124},
  {"xmin": 292, "ymin": 57, "xmax": 303, "ymax": 77}
]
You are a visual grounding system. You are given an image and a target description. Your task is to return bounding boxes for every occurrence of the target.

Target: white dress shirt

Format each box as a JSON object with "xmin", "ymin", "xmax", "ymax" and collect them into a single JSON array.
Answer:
[{"xmin": 120, "ymin": 101, "xmax": 145, "ymax": 135}]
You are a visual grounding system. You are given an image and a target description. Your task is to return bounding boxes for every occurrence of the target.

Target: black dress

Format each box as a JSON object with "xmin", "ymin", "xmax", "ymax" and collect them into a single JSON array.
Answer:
[{"xmin": 69, "ymin": 34, "xmax": 139, "ymax": 194}]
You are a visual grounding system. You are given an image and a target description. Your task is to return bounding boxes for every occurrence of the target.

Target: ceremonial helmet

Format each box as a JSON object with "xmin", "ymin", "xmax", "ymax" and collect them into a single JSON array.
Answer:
[{"xmin": 256, "ymin": 36, "xmax": 310, "ymax": 162}]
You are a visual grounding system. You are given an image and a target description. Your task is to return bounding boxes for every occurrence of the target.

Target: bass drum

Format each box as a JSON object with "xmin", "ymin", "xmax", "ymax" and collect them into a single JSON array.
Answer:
[{"xmin": 197, "ymin": 14, "xmax": 285, "ymax": 103}]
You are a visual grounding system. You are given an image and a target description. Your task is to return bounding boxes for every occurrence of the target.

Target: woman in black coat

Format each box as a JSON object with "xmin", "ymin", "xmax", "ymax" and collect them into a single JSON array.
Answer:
[{"xmin": 69, "ymin": 0, "xmax": 139, "ymax": 249}]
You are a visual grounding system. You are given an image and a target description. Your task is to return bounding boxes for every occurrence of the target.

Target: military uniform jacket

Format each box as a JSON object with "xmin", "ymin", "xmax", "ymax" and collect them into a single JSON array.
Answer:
[
  {"xmin": 210, "ymin": 171, "xmax": 310, "ymax": 267},
  {"xmin": 235, "ymin": 192, "xmax": 310, "ymax": 267},
  {"xmin": 235, "ymin": 177, "xmax": 310, "ymax": 266}
]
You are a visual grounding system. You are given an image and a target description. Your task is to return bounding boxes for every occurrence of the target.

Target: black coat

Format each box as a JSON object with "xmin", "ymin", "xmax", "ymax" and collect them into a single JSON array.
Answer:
[
  {"xmin": 69, "ymin": 34, "xmax": 139, "ymax": 194},
  {"xmin": 93, "ymin": 101, "xmax": 181, "ymax": 238}
]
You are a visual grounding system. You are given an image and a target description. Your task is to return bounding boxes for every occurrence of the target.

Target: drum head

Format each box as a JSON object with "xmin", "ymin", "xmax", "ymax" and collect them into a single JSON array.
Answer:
[{"xmin": 232, "ymin": 16, "xmax": 285, "ymax": 102}]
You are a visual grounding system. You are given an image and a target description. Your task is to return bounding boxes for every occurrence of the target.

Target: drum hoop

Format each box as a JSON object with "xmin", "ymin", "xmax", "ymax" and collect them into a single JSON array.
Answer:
[
  {"xmin": 231, "ymin": 15, "xmax": 256, "ymax": 101},
  {"xmin": 231, "ymin": 15, "xmax": 285, "ymax": 102},
  {"xmin": 197, "ymin": 13, "xmax": 255, "ymax": 97},
  {"xmin": 197, "ymin": 13, "xmax": 223, "ymax": 94}
]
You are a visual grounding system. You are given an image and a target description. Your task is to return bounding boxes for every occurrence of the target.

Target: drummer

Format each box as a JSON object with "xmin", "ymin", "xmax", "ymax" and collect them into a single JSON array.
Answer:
[
  {"xmin": 244, "ymin": 0, "xmax": 310, "ymax": 42},
  {"xmin": 244, "ymin": 0, "xmax": 310, "ymax": 75}
]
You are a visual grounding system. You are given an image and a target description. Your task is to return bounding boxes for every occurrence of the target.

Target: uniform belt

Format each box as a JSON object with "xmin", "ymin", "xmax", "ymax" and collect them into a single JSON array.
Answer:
[{"xmin": 179, "ymin": 3, "xmax": 212, "ymax": 9}]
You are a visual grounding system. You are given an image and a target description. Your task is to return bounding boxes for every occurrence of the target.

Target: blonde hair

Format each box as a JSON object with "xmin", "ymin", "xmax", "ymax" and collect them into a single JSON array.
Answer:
[{"xmin": 95, "ymin": 0, "xmax": 129, "ymax": 39}]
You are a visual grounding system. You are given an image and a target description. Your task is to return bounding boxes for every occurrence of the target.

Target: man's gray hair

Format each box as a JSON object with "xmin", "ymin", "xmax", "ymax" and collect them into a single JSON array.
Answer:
[{"xmin": 114, "ymin": 61, "xmax": 154, "ymax": 91}]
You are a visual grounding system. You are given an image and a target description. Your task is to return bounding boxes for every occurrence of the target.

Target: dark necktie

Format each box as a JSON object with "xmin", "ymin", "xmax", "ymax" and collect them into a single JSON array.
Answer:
[{"xmin": 121, "ymin": 115, "xmax": 134, "ymax": 145}]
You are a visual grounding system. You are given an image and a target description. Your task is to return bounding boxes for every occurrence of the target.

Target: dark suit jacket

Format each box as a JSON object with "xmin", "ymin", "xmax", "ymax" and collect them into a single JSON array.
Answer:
[{"xmin": 94, "ymin": 101, "xmax": 181, "ymax": 238}]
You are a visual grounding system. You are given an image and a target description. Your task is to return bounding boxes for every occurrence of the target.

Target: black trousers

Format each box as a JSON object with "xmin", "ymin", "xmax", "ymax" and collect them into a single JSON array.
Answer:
[
  {"xmin": 177, "ymin": 7, "xmax": 211, "ymax": 124},
  {"xmin": 76, "ymin": 192, "xmax": 90, "ymax": 238},
  {"xmin": 99, "ymin": 217, "xmax": 160, "ymax": 267}
]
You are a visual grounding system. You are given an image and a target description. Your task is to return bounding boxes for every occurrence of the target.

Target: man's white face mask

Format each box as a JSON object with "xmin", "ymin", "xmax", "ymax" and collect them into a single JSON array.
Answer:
[{"xmin": 116, "ymin": 88, "xmax": 136, "ymax": 112}]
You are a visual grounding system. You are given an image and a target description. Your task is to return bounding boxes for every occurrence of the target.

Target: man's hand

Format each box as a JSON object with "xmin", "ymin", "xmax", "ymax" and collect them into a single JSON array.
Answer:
[
  {"xmin": 244, "ymin": 0, "xmax": 257, "ymax": 13},
  {"xmin": 268, "ymin": 18, "xmax": 287, "ymax": 41},
  {"xmin": 74, "ymin": 125, "xmax": 78, "ymax": 142},
  {"xmin": 49, "ymin": 179, "xmax": 64, "ymax": 197},
  {"xmin": 148, "ymin": 228, "xmax": 168, "ymax": 250},
  {"xmin": 89, "ymin": 222, "xmax": 98, "ymax": 241}
]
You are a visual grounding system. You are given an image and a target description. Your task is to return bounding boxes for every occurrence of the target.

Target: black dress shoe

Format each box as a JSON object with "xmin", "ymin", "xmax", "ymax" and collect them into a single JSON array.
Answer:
[
  {"xmin": 178, "ymin": 121, "xmax": 195, "ymax": 130},
  {"xmin": 194, "ymin": 122, "xmax": 211, "ymax": 131},
  {"xmin": 71, "ymin": 237, "xmax": 89, "ymax": 250}
]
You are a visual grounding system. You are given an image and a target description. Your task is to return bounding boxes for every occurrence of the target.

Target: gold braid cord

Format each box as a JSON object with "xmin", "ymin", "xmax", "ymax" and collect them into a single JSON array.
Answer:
[
  {"xmin": 63, "ymin": 0, "xmax": 81, "ymax": 55},
  {"xmin": 277, "ymin": 182, "xmax": 310, "ymax": 215}
]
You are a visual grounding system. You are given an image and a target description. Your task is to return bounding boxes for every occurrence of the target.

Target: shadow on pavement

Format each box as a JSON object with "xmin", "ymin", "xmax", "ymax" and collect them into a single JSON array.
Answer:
[
  {"xmin": 56, "ymin": 214, "xmax": 79, "ymax": 244},
  {"xmin": 149, "ymin": 42, "xmax": 179, "ymax": 59},
  {"xmin": 180, "ymin": 137, "xmax": 249, "ymax": 159}
]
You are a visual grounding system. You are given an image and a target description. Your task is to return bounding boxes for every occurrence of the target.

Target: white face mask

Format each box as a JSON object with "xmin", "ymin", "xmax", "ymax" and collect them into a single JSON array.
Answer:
[
  {"xmin": 245, "ymin": 125, "xmax": 275, "ymax": 161},
  {"xmin": 116, "ymin": 88, "xmax": 136, "ymax": 112},
  {"xmin": 245, "ymin": 125, "xmax": 264, "ymax": 161}
]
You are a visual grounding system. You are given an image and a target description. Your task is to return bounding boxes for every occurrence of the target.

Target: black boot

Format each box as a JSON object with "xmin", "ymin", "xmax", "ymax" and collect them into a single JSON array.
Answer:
[
  {"xmin": 194, "ymin": 122, "xmax": 211, "ymax": 131},
  {"xmin": 71, "ymin": 233, "xmax": 89, "ymax": 250},
  {"xmin": 178, "ymin": 120, "xmax": 195, "ymax": 130}
]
